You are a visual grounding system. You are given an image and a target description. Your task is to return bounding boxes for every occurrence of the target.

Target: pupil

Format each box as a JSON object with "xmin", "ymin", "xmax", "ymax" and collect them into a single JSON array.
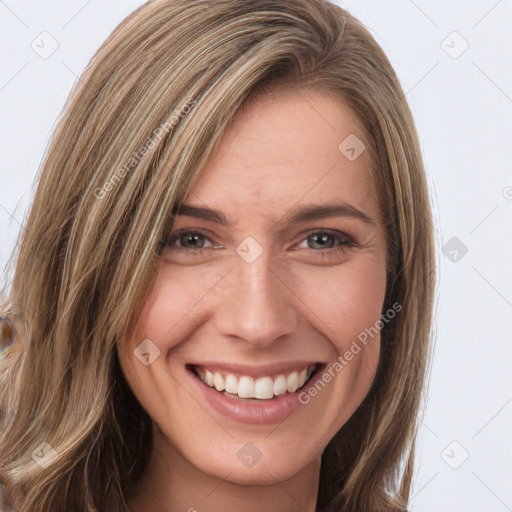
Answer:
[
  {"xmin": 311, "ymin": 234, "xmax": 333, "ymax": 249},
  {"xmin": 183, "ymin": 233, "xmax": 202, "ymax": 248}
]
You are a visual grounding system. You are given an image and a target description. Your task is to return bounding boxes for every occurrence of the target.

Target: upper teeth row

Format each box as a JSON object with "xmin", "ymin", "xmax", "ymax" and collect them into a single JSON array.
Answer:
[{"xmin": 196, "ymin": 365, "xmax": 315, "ymax": 400}]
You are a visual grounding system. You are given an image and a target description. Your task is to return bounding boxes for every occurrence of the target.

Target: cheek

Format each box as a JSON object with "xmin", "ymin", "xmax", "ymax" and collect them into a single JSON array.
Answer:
[
  {"xmin": 131, "ymin": 262, "xmax": 225, "ymax": 345},
  {"xmin": 117, "ymin": 262, "xmax": 227, "ymax": 396},
  {"xmin": 296, "ymin": 256, "xmax": 387, "ymax": 343},
  {"xmin": 291, "ymin": 258, "xmax": 387, "ymax": 432},
  {"xmin": 294, "ymin": 256, "xmax": 386, "ymax": 405}
]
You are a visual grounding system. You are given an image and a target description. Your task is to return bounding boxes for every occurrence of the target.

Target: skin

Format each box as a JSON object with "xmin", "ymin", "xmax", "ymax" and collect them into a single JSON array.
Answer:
[{"xmin": 119, "ymin": 86, "xmax": 388, "ymax": 512}]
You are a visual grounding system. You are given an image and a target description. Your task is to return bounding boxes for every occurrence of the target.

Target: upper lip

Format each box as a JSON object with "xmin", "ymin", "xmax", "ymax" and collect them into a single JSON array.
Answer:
[{"xmin": 186, "ymin": 361, "xmax": 326, "ymax": 379}]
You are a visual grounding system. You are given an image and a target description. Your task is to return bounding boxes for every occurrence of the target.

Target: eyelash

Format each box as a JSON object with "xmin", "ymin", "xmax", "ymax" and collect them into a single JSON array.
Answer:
[{"xmin": 161, "ymin": 228, "xmax": 358, "ymax": 259}]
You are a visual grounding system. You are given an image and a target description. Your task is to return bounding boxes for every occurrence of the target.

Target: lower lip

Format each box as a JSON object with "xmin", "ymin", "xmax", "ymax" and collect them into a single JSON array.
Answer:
[{"xmin": 186, "ymin": 367, "xmax": 319, "ymax": 425}]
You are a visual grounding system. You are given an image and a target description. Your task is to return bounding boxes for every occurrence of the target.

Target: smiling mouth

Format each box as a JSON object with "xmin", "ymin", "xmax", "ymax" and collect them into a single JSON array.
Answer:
[{"xmin": 187, "ymin": 363, "xmax": 325, "ymax": 400}]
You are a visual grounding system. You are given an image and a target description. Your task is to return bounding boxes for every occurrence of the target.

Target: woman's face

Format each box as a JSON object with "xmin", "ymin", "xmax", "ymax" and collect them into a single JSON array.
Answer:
[{"xmin": 118, "ymin": 87, "xmax": 387, "ymax": 486}]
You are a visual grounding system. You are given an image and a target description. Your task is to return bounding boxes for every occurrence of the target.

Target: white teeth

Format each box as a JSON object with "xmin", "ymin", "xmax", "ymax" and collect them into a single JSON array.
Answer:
[
  {"xmin": 194, "ymin": 364, "xmax": 316, "ymax": 400},
  {"xmin": 255, "ymin": 376, "xmax": 274, "ymax": 399},
  {"xmin": 225, "ymin": 373, "xmax": 238, "ymax": 394},
  {"xmin": 212, "ymin": 372, "xmax": 224, "ymax": 391},
  {"xmin": 286, "ymin": 371, "xmax": 299, "ymax": 393},
  {"xmin": 273, "ymin": 375, "xmax": 287, "ymax": 396},
  {"xmin": 238, "ymin": 376, "xmax": 254, "ymax": 398}
]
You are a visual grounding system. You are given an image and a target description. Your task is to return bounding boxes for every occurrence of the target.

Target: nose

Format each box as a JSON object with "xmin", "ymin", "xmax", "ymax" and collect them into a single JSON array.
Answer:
[{"xmin": 214, "ymin": 250, "xmax": 299, "ymax": 349}]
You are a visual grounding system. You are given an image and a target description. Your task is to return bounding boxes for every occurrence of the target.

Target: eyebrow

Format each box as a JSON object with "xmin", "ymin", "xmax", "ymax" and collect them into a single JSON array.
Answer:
[{"xmin": 171, "ymin": 202, "xmax": 374, "ymax": 226}]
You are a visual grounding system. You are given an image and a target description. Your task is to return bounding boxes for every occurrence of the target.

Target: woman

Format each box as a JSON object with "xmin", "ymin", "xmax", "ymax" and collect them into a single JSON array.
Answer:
[{"xmin": 0, "ymin": 0, "xmax": 435, "ymax": 510}]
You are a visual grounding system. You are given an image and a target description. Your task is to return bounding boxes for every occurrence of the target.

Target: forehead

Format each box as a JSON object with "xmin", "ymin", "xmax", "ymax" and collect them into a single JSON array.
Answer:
[{"xmin": 184, "ymin": 87, "xmax": 379, "ymax": 224}]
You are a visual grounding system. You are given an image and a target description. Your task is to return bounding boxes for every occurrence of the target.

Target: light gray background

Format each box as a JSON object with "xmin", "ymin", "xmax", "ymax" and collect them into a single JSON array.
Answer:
[{"xmin": 1, "ymin": 1, "xmax": 511, "ymax": 511}]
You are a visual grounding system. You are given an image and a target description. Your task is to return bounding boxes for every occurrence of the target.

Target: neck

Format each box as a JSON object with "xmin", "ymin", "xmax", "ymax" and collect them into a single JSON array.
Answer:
[{"xmin": 125, "ymin": 424, "xmax": 321, "ymax": 512}]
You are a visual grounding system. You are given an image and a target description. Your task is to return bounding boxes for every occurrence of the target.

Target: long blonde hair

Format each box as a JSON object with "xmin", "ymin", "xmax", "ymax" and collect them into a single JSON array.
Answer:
[{"xmin": 0, "ymin": 1, "xmax": 435, "ymax": 510}]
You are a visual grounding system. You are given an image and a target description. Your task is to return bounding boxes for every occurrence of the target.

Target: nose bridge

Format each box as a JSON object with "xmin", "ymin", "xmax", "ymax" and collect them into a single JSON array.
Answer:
[{"xmin": 215, "ymin": 245, "xmax": 298, "ymax": 347}]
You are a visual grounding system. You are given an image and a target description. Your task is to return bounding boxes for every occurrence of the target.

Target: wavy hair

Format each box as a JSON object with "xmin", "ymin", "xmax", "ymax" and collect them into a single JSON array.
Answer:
[{"xmin": 0, "ymin": 0, "xmax": 435, "ymax": 510}]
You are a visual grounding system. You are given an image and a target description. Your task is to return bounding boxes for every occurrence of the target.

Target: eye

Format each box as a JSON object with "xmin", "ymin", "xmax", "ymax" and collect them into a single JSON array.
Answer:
[
  {"xmin": 159, "ymin": 229, "xmax": 223, "ymax": 255},
  {"xmin": 161, "ymin": 230, "xmax": 223, "ymax": 253},
  {"xmin": 161, "ymin": 228, "xmax": 356, "ymax": 257},
  {"xmin": 295, "ymin": 229, "xmax": 357, "ymax": 256}
]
